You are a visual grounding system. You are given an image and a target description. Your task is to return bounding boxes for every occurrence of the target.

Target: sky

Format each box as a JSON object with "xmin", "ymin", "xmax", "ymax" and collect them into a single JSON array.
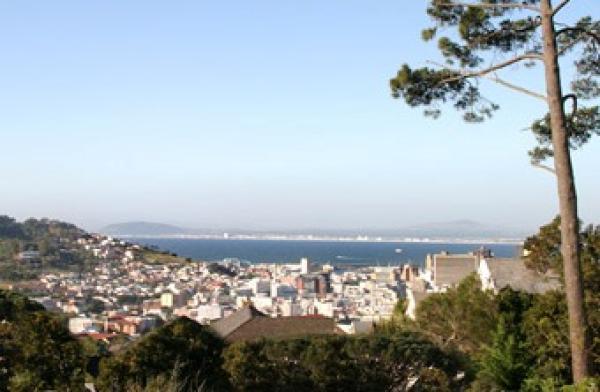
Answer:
[{"xmin": 0, "ymin": 1, "xmax": 598, "ymax": 233}]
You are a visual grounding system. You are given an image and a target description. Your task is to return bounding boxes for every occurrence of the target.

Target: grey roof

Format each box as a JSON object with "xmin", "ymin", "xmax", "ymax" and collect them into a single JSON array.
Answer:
[
  {"xmin": 224, "ymin": 316, "xmax": 339, "ymax": 342},
  {"xmin": 486, "ymin": 258, "xmax": 560, "ymax": 294},
  {"xmin": 434, "ymin": 255, "xmax": 478, "ymax": 287},
  {"xmin": 210, "ymin": 305, "xmax": 339, "ymax": 342},
  {"xmin": 210, "ymin": 305, "xmax": 265, "ymax": 338}
]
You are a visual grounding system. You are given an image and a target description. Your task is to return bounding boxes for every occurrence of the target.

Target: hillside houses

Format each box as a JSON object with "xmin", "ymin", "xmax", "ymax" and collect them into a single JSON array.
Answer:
[{"xmin": 27, "ymin": 232, "xmax": 564, "ymax": 342}]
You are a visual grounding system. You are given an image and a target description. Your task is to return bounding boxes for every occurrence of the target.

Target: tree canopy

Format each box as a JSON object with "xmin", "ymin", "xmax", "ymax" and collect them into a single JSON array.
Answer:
[
  {"xmin": 223, "ymin": 333, "xmax": 470, "ymax": 392},
  {"xmin": 97, "ymin": 317, "xmax": 229, "ymax": 392},
  {"xmin": 414, "ymin": 274, "xmax": 497, "ymax": 355},
  {"xmin": 0, "ymin": 290, "xmax": 85, "ymax": 391}
]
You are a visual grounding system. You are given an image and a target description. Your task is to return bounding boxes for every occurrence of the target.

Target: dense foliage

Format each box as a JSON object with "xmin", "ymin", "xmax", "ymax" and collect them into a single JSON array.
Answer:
[
  {"xmin": 523, "ymin": 218, "xmax": 600, "ymax": 379},
  {"xmin": 0, "ymin": 290, "xmax": 85, "ymax": 391},
  {"xmin": 414, "ymin": 274, "xmax": 497, "ymax": 355},
  {"xmin": 223, "ymin": 333, "xmax": 470, "ymax": 392},
  {"xmin": 96, "ymin": 317, "xmax": 229, "ymax": 392}
]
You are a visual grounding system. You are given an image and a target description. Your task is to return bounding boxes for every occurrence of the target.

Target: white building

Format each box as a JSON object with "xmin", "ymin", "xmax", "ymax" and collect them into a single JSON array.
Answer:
[
  {"xmin": 197, "ymin": 304, "xmax": 223, "ymax": 323},
  {"xmin": 68, "ymin": 317, "xmax": 96, "ymax": 334},
  {"xmin": 300, "ymin": 257, "xmax": 309, "ymax": 275}
]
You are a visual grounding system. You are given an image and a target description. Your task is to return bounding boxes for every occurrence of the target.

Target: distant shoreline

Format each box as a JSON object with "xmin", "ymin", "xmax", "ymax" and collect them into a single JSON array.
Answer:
[{"xmin": 108, "ymin": 234, "xmax": 524, "ymax": 245}]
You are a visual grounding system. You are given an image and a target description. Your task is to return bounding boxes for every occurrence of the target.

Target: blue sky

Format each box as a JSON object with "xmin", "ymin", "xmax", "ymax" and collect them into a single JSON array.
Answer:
[{"xmin": 0, "ymin": 1, "xmax": 598, "ymax": 232}]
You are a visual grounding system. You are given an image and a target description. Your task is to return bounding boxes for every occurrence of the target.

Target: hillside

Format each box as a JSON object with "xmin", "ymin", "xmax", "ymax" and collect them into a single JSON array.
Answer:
[
  {"xmin": 0, "ymin": 216, "xmax": 190, "ymax": 282},
  {"xmin": 0, "ymin": 215, "xmax": 89, "ymax": 281}
]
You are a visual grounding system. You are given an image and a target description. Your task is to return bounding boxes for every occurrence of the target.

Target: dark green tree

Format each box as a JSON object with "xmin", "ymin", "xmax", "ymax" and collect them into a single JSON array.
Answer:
[
  {"xmin": 97, "ymin": 317, "xmax": 228, "ymax": 392},
  {"xmin": 222, "ymin": 333, "xmax": 471, "ymax": 392},
  {"xmin": 390, "ymin": 1, "xmax": 598, "ymax": 381},
  {"xmin": 0, "ymin": 323, "xmax": 15, "ymax": 390},
  {"xmin": 475, "ymin": 317, "xmax": 530, "ymax": 391},
  {"xmin": 414, "ymin": 274, "xmax": 497, "ymax": 354},
  {"xmin": 523, "ymin": 219, "xmax": 600, "ymax": 378},
  {"xmin": 223, "ymin": 339, "xmax": 301, "ymax": 392},
  {"xmin": 0, "ymin": 216, "xmax": 26, "ymax": 239},
  {"xmin": 522, "ymin": 290, "xmax": 572, "ymax": 385},
  {"xmin": 0, "ymin": 290, "xmax": 85, "ymax": 391}
]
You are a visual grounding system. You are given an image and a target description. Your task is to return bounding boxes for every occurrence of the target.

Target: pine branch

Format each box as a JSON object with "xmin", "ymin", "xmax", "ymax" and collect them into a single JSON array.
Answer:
[
  {"xmin": 488, "ymin": 74, "xmax": 547, "ymax": 101},
  {"xmin": 556, "ymin": 27, "xmax": 600, "ymax": 56},
  {"xmin": 435, "ymin": 53, "xmax": 543, "ymax": 82},
  {"xmin": 435, "ymin": 1, "xmax": 541, "ymax": 12},
  {"xmin": 532, "ymin": 162, "xmax": 557, "ymax": 175},
  {"xmin": 467, "ymin": 18, "xmax": 542, "ymax": 49},
  {"xmin": 552, "ymin": 0, "xmax": 571, "ymax": 16},
  {"xmin": 556, "ymin": 27, "xmax": 600, "ymax": 46},
  {"xmin": 427, "ymin": 56, "xmax": 547, "ymax": 100}
]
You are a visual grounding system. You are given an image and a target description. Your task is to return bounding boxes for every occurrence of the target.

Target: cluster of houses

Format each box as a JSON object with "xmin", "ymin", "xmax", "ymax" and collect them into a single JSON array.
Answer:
[
  {"xmin": 403, "ymin": 247, "xmax": 560, "ymax": 319},
  {"xmin": 22, "ymin": 233, "xmax": 559, "ymax": 344}
]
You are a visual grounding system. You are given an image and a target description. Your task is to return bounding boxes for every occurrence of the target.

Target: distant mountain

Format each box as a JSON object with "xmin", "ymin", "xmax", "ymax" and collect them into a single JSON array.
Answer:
[
  {"xmin": 398, "ymin": 220, "xmax": 526, "ymax": 239},
  {"xmin": 100, "ymin": 222, "xmax": 189, "ymax": 236},
  {"xmin": 99, "ymin": 219, "xmax": 526, "ymax": 240}
]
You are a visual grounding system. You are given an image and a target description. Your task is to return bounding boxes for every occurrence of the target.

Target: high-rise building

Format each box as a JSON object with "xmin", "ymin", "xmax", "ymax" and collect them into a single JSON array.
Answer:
[{"xmin": 300, "ymin": 257, "xmax": 309, "ymax": 274}]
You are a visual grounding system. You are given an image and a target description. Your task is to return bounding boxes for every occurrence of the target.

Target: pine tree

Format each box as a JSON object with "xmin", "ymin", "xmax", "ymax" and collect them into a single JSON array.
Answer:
[
  {"xmin": 390, "ymin": 1, "xmax": 598, "ymax": 381},
  {"xmin": 477, "ymin": 317, "xmax": 530, "ymax": 391}
]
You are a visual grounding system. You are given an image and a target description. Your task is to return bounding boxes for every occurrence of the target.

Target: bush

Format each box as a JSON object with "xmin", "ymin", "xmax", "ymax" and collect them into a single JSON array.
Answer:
[
  {"xmin": 223, "ymin": 332, "xmax": 470, "ymax": 392},
  {"xmin": 0, "ymin": 290, "xmax": 85, "ymax": 391},
  {"xmin": 97, "ymin": 317, "xmax": 229, "ymax": 392}
]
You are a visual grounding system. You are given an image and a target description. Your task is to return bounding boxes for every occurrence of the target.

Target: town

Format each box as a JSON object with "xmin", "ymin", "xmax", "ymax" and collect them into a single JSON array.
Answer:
[{"xmin": 8, "ymin": 232, "xmax": 559, "ymax": 345}]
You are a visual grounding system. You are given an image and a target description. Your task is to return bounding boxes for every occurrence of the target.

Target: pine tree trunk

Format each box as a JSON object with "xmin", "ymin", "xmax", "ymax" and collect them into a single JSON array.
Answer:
[{"xmin": 539, "ymin": 0, "xmax": 589, "ymax": 382}]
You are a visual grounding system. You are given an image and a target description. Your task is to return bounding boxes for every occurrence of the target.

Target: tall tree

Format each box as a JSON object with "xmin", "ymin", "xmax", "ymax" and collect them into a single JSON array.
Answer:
[
  {"xmin": 524, "ymin": 218, "xmax": 600, "ymax": 376},
  {"xmin": 390, "ymin": 0, "xmax": 598, "ymax": 381},
  {"xmin": 475, "ymin": 317, "xmax": 530, "ymax": 391}
]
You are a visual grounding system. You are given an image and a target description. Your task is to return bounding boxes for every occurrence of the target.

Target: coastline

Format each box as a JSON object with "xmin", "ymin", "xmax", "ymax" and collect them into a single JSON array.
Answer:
[{"xmin": 110, "ymin": 234, "xmax": 524, "ymax": 245}]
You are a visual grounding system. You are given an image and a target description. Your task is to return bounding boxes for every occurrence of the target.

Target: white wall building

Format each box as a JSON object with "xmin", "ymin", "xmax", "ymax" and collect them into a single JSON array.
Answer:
[
  {"xmin": 197, "ymin": 304, "xmax": 223, "ymax": 322},
  {"xmin": 68, "ymin": 317, "xmax": 95, "ymax": 334}
]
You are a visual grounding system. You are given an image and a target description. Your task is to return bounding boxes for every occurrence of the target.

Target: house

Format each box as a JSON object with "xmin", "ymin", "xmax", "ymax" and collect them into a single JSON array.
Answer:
[
  {"xmin": 160, "ymin": 290, "xmax": 190, "ymax": 308},
  {"xmin": 478, "ymin": 258, "xmax": 560, "ymax": 294},
  {"xmin": 105, "ymin": 316, "xmax": 139, "ymax": 335},
  {"xmin": 17, "ymin": 250, "xmax": 41, "ymax": 267},
  {"xmin": 336, "ymin": 319, "xmax": 375, "ymax": 335},
  {"xmin": 426, "ymin": 251, "xmax": 480, "ymax": 290},
  {"xmin": 211, "ymin": 304, "xmax": 341, "ymax": 342},
  {"xmin": 399, "ymin": 264, "xmax": 420, "ymax": 282},
  {"xmin": 69, "ymin": 317, "xmax": 97, "ymax": 334}
]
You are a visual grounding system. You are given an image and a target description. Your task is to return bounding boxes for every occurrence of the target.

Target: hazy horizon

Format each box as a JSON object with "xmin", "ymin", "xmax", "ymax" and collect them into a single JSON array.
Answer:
[
  {"xmin": 1, "ymin": 1, "xmax": 598, "ymax": 233},
  {"xmin": 3, "ymin": 215, "xmax": 536, "ymax": 237}
]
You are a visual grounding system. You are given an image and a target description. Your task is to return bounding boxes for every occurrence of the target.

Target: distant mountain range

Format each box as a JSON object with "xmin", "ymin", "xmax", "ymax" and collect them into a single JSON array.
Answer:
[
  {"xmin": 100, "ymin": 220, "xmax": 527, "ymax": 241},
  {"xmin": 101, "ymin": 222, "xmax": 189, "ymax": 236}
]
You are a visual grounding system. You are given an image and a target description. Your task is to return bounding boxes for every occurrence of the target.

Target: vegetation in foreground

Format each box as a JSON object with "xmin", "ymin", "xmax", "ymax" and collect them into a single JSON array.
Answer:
[{"xmin": 0, "ymin": 218, "xmax": 598, "ymax": 391}]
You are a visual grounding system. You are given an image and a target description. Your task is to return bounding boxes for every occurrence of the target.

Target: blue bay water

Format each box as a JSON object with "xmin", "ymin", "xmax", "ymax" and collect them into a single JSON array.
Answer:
[{"xmin": 130, "ymin": 238, "xmax": 519, "ymax": 267}]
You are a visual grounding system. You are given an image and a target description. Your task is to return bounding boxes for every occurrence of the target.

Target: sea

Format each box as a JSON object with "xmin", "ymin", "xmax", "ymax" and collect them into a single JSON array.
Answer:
[{"xmin": 128, "ymin": 238, "xmax": 520, "ymax": 268}]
